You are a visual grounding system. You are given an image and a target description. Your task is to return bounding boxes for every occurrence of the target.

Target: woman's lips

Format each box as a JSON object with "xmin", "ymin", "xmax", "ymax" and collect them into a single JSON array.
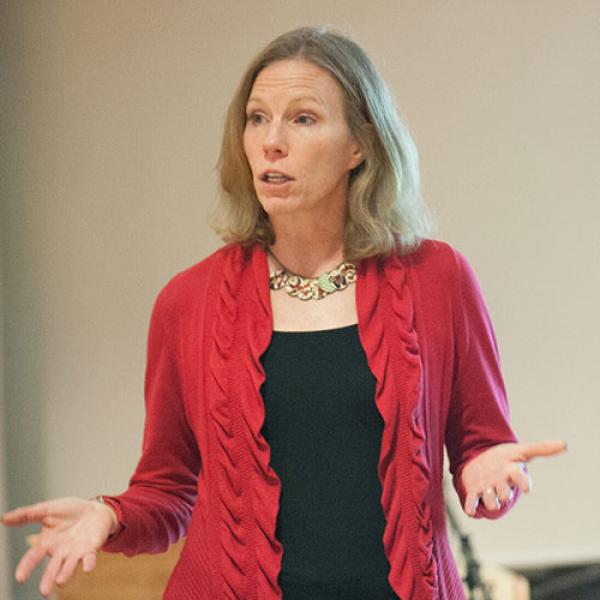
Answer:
[
  {"xmin": 258, "ymin": 178, "xmax": 293, "ymax": 190},
  {"xmin": 259, "ymin": 169, "xmax": 294, "ymax": 181}
]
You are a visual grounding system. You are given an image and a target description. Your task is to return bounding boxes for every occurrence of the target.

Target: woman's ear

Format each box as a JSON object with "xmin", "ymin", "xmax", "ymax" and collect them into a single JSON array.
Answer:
[
  {"xmin": 349, "ymin": 124, "xmax": 373, "ymax": 170},
  {"xmin": 349, "ymin": 145, "xmax": 365, "ymax": 170}
]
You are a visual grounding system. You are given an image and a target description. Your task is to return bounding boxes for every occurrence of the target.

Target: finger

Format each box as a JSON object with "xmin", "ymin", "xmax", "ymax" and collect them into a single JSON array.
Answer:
[
  {"xmin": 2, "ymin": 502, "xmax": 51, "ymax": 526},
  {"xmin": 15, "ymin": 543, "xmax": 48, "ymax": 583},
  {"xmin": 55, "ymin": 552, "xmax": 80, "ymax": 586},
  {"xmin": 81, "ymin": 551, "xmax": 97, "ymax": 573},
  {"xmin": 496, "ymin": 481, "xmax": 513, "ymax": 504},
  {"xmin": 508, "ymin": 462, "xmax": 532, "ymax": 493},
  {"xmin": 463, "ymin": 493, "xmax": 480, "ymax": 517},
  {"xmin": 481, "ymin": 487, "xmax": 501, "ymax": 511},
  {"xmin": 517, "ymin": 440, "xmax": 568, "ymax": 462},
  {"xmin": 39, "ymin": 552, "xmax": 65, "ymax": 597}
]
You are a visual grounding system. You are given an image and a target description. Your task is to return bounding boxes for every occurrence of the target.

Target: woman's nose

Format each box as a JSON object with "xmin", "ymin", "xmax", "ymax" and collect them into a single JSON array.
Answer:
[{"xmin": 262, "ymin": 122, "xmax": 287, "ymax": 159}]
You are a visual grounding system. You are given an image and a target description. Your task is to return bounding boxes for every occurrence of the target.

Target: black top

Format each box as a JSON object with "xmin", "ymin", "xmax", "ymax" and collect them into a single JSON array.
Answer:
[{"xmin": 259, "ymin": 324, "xmax": 401, "ymax": 600}]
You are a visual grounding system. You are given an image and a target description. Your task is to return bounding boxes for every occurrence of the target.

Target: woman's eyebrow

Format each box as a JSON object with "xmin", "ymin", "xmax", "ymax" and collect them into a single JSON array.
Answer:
[{"xmin": 246, "ymin": 94, "xmax": 324, "ymax": 107}]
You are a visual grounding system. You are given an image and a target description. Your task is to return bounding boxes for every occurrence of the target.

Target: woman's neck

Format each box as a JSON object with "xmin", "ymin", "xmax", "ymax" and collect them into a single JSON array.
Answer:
[{"xmin": 267, "ymin": 215, "xmax": 345, "ymax": 278}]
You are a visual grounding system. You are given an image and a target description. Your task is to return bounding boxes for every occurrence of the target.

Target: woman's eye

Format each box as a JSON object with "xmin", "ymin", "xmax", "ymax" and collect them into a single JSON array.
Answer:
[
  {"xmin": 245, "ymin": 112, "xmax": 315, "ymax": 126},
  {"xmin": 295, "ymin": 114, "xmax": 315, "ymax": 125},
  {"xmin": 246, "ymin": 112, "xmax": 264, "ymax": 125}
]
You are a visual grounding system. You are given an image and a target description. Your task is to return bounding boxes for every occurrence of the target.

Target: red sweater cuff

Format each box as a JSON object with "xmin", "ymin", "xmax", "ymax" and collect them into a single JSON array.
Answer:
[{"xmin": 99, "ymin": 496, "xmax": 127, "ymax": 539}]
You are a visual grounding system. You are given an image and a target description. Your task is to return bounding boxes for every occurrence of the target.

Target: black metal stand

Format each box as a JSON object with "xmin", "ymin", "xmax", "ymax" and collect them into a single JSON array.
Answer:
[{"xmin": 445, "ymin": 497, "xmax": 494, "ymax": 600}]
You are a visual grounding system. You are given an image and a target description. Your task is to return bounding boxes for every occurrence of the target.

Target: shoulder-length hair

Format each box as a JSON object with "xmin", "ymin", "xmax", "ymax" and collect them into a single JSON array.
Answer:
[{"xmin": 211, "ymin": 25, "xmax": 433, "ymax": 261}]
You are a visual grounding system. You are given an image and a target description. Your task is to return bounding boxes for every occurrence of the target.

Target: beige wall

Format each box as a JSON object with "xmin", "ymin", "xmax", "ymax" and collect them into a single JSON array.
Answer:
[
  {"xmin": 1, "ymin": 226, "xmax": 10, "ymax": 600},
  {"xmin": 2, "ymin": 4, "xmax": 14, "ymax": 597},
  {"xmin": 3, "ymin": 1, "xmax": 599, "ymax": 598}
]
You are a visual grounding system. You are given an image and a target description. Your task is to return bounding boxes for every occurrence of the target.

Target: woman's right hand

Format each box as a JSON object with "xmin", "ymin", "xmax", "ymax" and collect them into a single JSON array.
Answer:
[{"xmin": 1, "ymin": 497, "xmax": 119, "ymax": 597}]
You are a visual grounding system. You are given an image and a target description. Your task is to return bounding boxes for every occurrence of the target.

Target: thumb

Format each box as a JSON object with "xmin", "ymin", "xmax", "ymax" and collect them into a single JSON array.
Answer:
[
  {"xmin": 1, "ymin": 502, "xmax": 51, "ymax": 526},
  {"xmin": 516, "ymin": 439, "xmax": 567, "ymax": 462}
]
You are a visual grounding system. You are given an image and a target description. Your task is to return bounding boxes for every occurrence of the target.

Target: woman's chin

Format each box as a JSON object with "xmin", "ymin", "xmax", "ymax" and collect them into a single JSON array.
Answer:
[{"xmin": 258, "ymin": 195, "xmax": 301, "ymax": 216}]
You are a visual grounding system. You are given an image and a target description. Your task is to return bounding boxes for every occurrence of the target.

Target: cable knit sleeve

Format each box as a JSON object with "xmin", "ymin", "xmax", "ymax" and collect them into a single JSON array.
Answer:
[
  {"xmin": 445, "ymin": 247, "xmax": 520, "ymax": 520},
  {"xmin": 100, "ymin": 281, "xmax": 201, "ymax": 555}
]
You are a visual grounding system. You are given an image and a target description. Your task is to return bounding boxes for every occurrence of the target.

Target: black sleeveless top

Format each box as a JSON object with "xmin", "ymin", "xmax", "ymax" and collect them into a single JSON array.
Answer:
[{"xmin": 259, "ymin": 324, "xmax": 401, "ymax": 600}]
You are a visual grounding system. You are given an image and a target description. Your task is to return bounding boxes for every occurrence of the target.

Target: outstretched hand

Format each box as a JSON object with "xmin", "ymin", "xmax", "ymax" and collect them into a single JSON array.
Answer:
[
  {"xmin": 1, "ymin": 497, "xmax": 118, "ymax": 597},
  {"xmin": 461, "ymin": 439, "xmax": 567, "ymax": 516}
]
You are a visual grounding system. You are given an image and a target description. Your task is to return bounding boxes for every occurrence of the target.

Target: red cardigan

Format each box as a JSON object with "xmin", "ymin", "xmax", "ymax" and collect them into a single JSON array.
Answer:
[{"xmin": 101, "ymin": 239, "xmax": 518, "ymax": 600}]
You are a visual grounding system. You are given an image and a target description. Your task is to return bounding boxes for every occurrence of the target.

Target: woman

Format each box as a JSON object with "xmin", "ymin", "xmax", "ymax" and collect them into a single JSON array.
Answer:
[{"xmin": 2, "ymin": 26, "xmax": 565, "ymax": 600}]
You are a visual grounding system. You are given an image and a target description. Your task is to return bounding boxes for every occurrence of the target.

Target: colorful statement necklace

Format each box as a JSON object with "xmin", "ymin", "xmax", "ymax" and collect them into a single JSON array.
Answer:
[{"xmin": 267, "ymin": 248, "xmax": 357, "ymax": 301}]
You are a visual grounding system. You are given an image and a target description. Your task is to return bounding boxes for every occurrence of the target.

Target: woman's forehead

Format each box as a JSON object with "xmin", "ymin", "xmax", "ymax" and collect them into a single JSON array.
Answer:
[{"xmin": 248, "ymin": 60, "xmax": 342, "ymax": 106}]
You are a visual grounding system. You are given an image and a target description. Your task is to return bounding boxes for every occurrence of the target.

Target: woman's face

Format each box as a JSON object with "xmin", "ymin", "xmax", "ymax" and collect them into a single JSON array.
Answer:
[{"xmin": 243, "ymin": 59, "xmax": 363, "ymax": 219}]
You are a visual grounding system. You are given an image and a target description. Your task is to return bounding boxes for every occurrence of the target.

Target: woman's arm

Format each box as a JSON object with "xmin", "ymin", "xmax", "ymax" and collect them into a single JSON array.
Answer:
[
  {"xmin": 444, "ymin": 248, "xmax": 566, "ymax": 517},
  {"xmin": 100, "ymin": 283, "xmax": 201, "ymax": 555},
  {"xmin": 444, "ymin": 247, "xmax": 520, "ymax": 519}
]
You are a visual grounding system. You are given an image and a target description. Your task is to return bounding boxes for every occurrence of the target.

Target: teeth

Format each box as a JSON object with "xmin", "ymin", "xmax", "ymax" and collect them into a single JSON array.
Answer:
[{"xmin": 265, "ymin": 174, "xmax": 289, "ymax": 181}]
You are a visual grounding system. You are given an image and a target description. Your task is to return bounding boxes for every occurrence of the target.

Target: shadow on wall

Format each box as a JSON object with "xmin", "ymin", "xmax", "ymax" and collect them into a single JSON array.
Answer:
[{"xmin": 517, "ymin": 563, "xmax": 600, "ymax": 600}]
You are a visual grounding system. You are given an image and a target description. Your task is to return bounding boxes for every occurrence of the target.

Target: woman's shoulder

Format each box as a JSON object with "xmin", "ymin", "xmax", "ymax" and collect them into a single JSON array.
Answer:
[
  {"xmin": 400, "ymin": 238, "xmax": 487, "ymax": 306},
  {"xmin": 399, "ymin": 237, "xmax": 469, "ymax": 278},
  {"xmin": 167, "ymin": 243, "xmax": 241, "ymax": 285},
  {"xmin": 151, "ymin": 242, "xmax": 245, "ymax": 316}
]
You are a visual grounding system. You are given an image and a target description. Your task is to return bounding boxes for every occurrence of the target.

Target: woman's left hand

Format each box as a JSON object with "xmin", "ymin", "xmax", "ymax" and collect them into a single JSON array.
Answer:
[{"xmin": 461, "ymin": 439, "xmax": 567, "ymax": 516}]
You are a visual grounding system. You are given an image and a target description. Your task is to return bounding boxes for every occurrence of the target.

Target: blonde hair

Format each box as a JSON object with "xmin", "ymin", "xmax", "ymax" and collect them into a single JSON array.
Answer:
[{"xmin": 211, "ymin": 25, "xmax": 433, "ymax": 261}]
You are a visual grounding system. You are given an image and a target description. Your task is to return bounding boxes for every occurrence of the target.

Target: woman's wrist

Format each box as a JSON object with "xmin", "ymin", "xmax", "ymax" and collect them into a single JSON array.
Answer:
[{"xmin": 89, "ymin": 495, "xmax": 121, "ymax": 537}]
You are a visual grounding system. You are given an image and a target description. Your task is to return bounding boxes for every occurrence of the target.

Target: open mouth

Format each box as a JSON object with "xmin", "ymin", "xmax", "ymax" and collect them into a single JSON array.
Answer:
[{"xmin": 260, "ymin": 171, "xmax": 294, "ymax": 184}]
